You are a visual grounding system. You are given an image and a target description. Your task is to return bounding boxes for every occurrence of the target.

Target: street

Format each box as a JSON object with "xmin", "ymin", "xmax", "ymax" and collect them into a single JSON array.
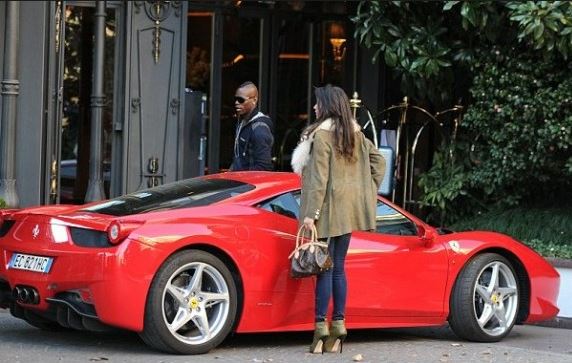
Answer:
[{"xmin": 1, "ymin": 310, "xmax": 571, "ymax": 363}]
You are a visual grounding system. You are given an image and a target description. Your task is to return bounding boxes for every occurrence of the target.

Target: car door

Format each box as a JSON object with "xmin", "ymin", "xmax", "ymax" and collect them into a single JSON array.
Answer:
[
  {"xmin": 346, "ymin": 199, "xmax": 449, "ymax": 318},
  {"xmin": 248, "ymin": 190, "xmax": 315, "ymax": 329}
]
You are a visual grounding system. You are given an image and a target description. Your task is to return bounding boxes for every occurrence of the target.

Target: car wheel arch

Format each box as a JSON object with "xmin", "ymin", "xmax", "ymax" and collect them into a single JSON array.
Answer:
[
  {"xmin": 448, "ymin": 248, "xmax": 531, "ymax": 341},
  {"xmin": 152, "ymin": 242, "xmax": 245, "ymax": 331},
  {"xmin": 455, "ymin": 247, "xmax": 530, "ymax": 324},
  {"xmin": 140, "ymin": 245, "xmax": 245, "ymax": 353}
]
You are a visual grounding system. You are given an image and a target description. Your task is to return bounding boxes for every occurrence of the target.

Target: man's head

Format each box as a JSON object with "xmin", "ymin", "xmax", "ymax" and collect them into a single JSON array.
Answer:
[{"xmin": 234, "ymin": 81, "xmax": 258, "ymax": 118}]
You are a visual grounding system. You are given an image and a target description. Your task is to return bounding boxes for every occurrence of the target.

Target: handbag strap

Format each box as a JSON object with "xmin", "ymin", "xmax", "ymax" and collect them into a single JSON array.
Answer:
[
  {"xmin": 289, "ymin": 225, "xmax": 329, "ymax": 259},
  {"xmin": 295, "ymin": 224, "xmax": 317, "ymax": 249}
]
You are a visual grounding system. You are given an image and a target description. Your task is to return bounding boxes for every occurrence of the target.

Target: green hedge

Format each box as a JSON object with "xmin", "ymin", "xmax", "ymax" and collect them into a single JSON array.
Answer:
[
  {"xmin": 419, "ymin": 47, "xmax": 572, "ymax": 227},
  {"xmin": 451, "ymin": 207, "xmax": 572, "ymax": 259}
]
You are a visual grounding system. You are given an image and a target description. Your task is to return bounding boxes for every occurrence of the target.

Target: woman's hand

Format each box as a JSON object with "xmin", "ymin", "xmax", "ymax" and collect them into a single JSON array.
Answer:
[{"xmin": 303, "ymin": 217, "xmax": 315, "ymax": 230}]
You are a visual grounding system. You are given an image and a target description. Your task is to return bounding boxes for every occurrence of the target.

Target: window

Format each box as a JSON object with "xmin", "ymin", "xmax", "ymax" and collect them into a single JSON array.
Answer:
[
  {"xmin": 376, "ymin": 200, "xmax": 418, "ymax": 236},
  {"xmin": 82, "ymin": 178, "xmax": 254, "ymax": 216},
  {"xmin": 258, "ymin": 192, "xmax": 417, "ymax": 235},
  {"xmin": 258, "ymin": 191, "xmax": 300, "ymax": 220}
]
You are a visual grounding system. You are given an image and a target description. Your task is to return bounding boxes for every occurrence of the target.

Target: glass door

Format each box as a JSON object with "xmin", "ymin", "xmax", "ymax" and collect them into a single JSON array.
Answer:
[
  {"xmin": 187, "ymin": 5, "xmax": 262, "ymax": 172},
  {"xmin": 273, "ymin": 18, "xmax": 311, "ymax": 171},
  {"xmin": 56, "ymin": 2, "xmax": 119, "ymax": 204},
  {"xmin": 273, "ymin": 17, "xmax": 351, "ymax": 171},
  {"xmin": 219, "ymin": 14, "xmax": 261, "ymax": 170}
]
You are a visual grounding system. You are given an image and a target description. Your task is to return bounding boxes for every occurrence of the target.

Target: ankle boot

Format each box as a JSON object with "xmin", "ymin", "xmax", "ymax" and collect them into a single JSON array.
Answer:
[
  {"xmin": 324, "ymin": 319, "xmax": 347, "ymax": 353},
  {"xmin": 309, "ymin": 321, "xmax": 329, "ymax": 354}
]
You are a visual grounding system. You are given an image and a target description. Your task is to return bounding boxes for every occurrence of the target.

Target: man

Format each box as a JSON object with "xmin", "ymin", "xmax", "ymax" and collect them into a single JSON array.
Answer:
[{"xmin": 230, "ymin": 81, "xmax": 274, "ymax": 171}]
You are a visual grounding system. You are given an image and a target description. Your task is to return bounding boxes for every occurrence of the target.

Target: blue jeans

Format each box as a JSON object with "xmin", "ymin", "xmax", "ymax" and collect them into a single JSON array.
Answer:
[{"xmin": 315, "ymin": 233, "xmax": 351, "ymax": 322}]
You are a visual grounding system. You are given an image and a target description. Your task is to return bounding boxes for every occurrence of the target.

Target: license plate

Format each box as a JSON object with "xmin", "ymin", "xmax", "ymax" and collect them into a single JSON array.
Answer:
[{"xmin": 8, "ymin": 253, "xmax": 54, "ymax": 273}]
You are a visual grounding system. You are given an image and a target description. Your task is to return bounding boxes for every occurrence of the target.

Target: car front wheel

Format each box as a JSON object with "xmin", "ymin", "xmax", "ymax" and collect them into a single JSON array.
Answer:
[
  {"xmin": 449, "ymin": 253, "xmax": 519, "ymax": 342},
  {"xmin": 140, "ymin": 250, "xmax": 238, "ymax": 354}
]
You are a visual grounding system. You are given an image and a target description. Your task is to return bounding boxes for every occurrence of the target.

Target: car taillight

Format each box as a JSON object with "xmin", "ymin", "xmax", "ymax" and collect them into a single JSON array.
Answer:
[{"xmin": 107, "ymin": 221, "xmax": 143, "ymax": 245}]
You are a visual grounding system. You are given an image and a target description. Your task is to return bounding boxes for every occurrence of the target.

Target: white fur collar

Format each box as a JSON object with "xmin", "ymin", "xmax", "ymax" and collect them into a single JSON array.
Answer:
[
  {"xmin": 291, "ymin": 137, "xmax": 312, "ymax": 175},
  {"xmin": 290, "ymin": 118, "xmax": 360, "ymax": 174},
  {"xmin": 316, "ymin": 118, "xmax": 361, "ymax": 132}
]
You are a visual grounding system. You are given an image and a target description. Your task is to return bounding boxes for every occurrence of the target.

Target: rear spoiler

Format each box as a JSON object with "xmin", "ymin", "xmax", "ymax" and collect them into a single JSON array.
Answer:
[
  {"xmin": 0, "ymin": 209, "xmax": 19, "ymax": 220},
  {"xmin": 0, "ymin": 209, "xmax": 19, "ymax": 235}
]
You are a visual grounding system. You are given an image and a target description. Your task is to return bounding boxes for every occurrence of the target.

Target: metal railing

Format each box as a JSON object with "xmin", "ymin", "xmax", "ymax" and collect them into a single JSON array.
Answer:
[{"xmin": 350, "ymin": 93, "xmax": 464, "ymax": 212}]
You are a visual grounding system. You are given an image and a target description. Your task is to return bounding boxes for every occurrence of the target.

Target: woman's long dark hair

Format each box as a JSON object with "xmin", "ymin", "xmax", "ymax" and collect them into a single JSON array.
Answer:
[{"xmin": 309, "ymin": 84, "xmax": 356, "ymax": 162}]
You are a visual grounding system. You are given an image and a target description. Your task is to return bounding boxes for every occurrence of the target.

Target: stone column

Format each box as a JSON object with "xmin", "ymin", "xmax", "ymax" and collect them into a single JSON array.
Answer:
[{"xmin": 0, "ymin": 1, "xmax": 21, "ymax": 208}]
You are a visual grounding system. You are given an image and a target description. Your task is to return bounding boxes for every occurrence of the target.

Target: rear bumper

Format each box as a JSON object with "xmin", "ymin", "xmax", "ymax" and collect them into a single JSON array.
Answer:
[{"xmin": 0, "ymin": 238, "xmax": 162, "ymax": 331}]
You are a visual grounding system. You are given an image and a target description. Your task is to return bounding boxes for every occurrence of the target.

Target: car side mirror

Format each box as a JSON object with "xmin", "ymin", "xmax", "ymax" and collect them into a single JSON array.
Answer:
[{"xmin": 417, "ymin": 224, "xmax": 436, "ymax": 247}]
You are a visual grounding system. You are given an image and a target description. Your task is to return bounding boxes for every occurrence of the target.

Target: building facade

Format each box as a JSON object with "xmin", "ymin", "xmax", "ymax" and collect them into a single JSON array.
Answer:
[{"xmin": 0, "ymin": 1, "xmax": 386, "ymax": 208}]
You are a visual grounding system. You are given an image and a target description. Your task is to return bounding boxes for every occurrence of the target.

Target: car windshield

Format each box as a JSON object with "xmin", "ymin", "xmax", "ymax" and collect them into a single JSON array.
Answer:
[{"xmin": 81, "ymin": 178, "xmax": 254, "ymax": 216}]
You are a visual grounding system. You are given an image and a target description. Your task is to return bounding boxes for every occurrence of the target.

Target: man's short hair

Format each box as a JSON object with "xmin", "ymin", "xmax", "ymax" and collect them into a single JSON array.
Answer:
[{"xmin": 239, "ymin": 81, "xmax": 256, "ymax": 89}]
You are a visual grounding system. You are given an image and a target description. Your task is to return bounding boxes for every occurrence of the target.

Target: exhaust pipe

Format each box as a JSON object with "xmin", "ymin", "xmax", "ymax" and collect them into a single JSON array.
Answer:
[
  {"xmin": 13, "ymin": 286, "xmax": 40, "ymax": 305},
  {"xmin": 17, "ymin": 287, "xmax": 29, "ymax": 303}
]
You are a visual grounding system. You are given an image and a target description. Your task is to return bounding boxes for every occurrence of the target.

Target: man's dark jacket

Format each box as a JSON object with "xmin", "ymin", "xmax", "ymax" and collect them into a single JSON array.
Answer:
[{"xmin": 230, "ymin": 108, "xmax": 274, "ymax": 171}]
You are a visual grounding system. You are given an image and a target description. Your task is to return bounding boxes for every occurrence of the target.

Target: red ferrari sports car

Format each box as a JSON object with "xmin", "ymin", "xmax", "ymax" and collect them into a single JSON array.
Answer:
[{"xmin": 0, "ymin": 172, "xmax": 560, "ymax": 354}]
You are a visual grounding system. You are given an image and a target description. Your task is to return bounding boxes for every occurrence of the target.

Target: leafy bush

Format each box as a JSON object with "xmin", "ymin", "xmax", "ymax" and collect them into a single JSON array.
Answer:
[
  {"xmin": 461, "ymin": 48, "xmax": 572, "ymax": 207},
  {"xmin": 507, "ymin": 1, "xmax": 572, "ymax": 59},
  {"xmin": 352, "ymin": 0, "xmax": 474, "ymax": 105},
  {"xmin": 524, "ymin": 239, "xmax": 572, "ymax": 259},
  {"xmin": 0, "ymin": 198, "xmax": 5, "ymax": 209},
  {"xmin": 418, "ymin": 142, "xmax": 475, "ymax": 225},
  {"xmin": 451, "ymin": 207, "xmax": 572, "ymax": 259},
  {"xmin": 417, "ymin": 45, "xmax": 572, "ymax": 225},
  {"xmin": 354, "ymin": 2, "xmax": 572, "ymax": 212},
  {"xmin": 352, "ymin": 1, "xmax": 572, "ymax": 106}
]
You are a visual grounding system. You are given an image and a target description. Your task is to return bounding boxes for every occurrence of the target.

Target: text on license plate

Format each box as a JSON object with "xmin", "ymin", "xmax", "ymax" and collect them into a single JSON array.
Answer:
[{"xmin": 8, "ymin": 253, "xmax": 54, "ymax": 273}]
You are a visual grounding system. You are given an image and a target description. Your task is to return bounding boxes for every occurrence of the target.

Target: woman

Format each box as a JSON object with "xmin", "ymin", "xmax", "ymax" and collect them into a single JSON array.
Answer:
[{"xmin": 291, "ymin": 85, "xmax": 386, "ymax": 354}]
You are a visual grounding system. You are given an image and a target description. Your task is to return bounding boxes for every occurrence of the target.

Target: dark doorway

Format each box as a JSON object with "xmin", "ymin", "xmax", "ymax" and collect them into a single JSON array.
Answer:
[{"xmin": 186, "ymin": 1, "xmax": 354, "ymax": 173}]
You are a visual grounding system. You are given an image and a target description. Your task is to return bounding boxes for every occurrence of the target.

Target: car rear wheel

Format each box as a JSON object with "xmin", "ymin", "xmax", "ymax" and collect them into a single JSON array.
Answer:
[
  {"xmin": 449, "ymin": 253, "xmax": 519, "ymax": 342},
  {"xmin": 140, "ymin": 250, "xmax": 238, "ymax": 354}
]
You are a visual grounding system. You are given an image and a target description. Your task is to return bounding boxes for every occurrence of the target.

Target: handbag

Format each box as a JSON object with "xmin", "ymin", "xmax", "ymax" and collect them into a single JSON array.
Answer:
[{"xmin": 289, "ymin": 225, "xmax": 333, "ymax": 278}]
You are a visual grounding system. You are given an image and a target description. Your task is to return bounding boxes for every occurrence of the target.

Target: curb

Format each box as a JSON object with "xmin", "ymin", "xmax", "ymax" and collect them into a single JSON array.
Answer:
[
  {"xmin": 529, "ymin": 317, "xmax": 572, "ymax": 330},
  {"xmin": 546, "ymin": 257, "xmax": 572, "ymax": 268}
]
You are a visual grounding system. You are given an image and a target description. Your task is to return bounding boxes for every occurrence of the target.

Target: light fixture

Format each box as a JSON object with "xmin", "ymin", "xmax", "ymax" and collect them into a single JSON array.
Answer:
[
  {"xmin": 232, "ymin": 54, "xmax": 244, "ymax": 64},
  {"xmin": 330, "ymin": 38, "xmax": 346, "ymax": 62},
  {"xmin": 329, "ymin": 22, "xmax": 346, "ymax": 62}
]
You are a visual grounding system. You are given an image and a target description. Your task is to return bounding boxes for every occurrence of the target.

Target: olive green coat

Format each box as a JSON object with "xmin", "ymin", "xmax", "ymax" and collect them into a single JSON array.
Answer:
[{"xmin": 299, "ymin": 119, "xmax": 386, "ymax": 239}]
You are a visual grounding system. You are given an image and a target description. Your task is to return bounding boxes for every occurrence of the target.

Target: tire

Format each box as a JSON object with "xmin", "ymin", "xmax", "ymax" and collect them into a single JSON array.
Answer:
[
  {"xmin": 449, "ymin": 253, "xmax": 519, "ymax": 342},
  {"xmin": 140, "ymin": 250, "xmax": 238, "ymax": 354}
]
